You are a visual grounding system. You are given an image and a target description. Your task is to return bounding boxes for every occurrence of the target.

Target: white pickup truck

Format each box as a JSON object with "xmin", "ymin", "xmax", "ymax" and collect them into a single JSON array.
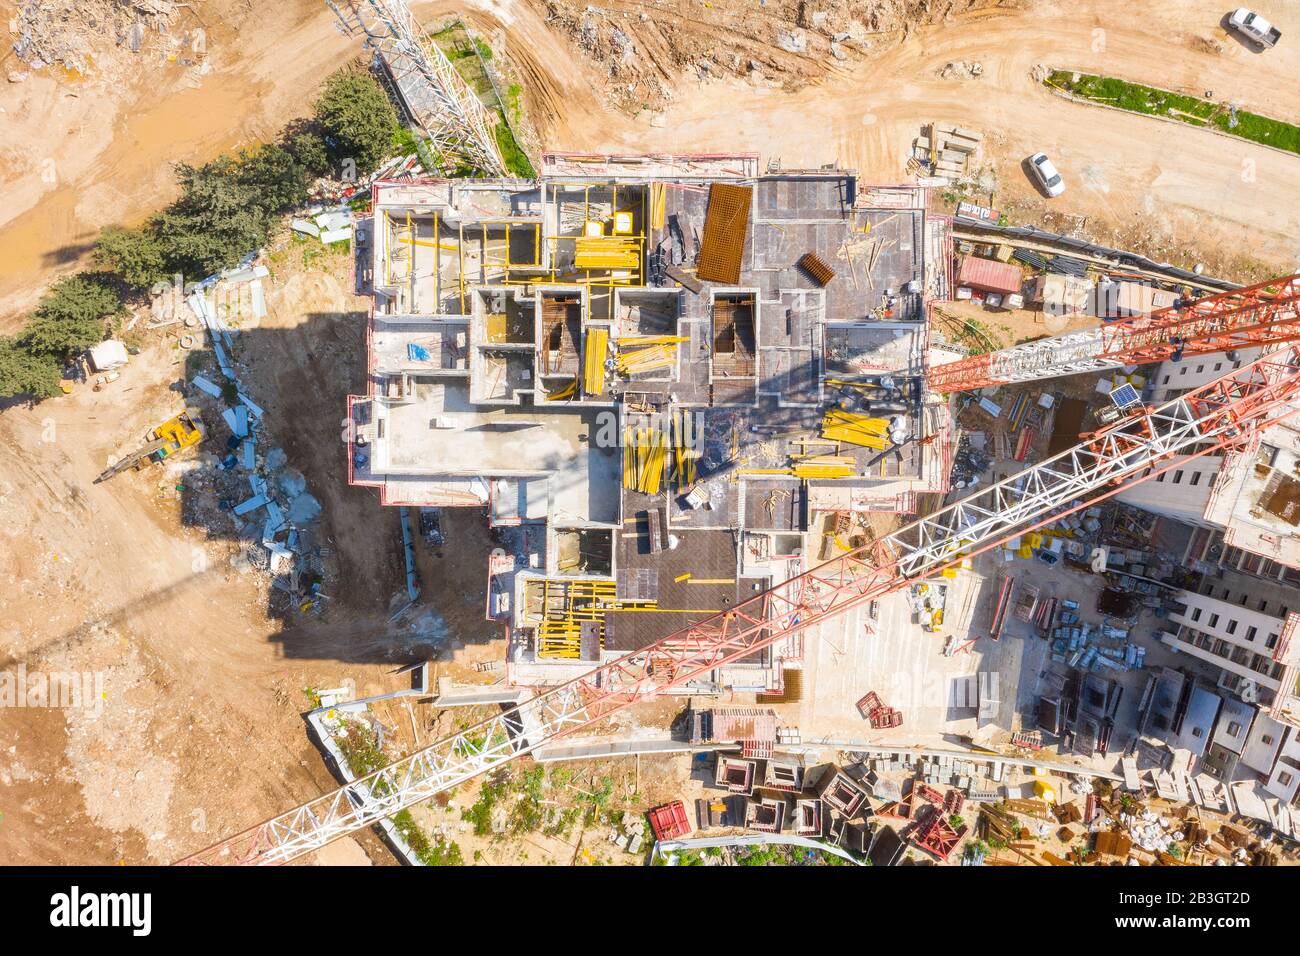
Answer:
[{"xmin": 1229, "ymin": 8, "xmax": 1282, "ymax": 48}]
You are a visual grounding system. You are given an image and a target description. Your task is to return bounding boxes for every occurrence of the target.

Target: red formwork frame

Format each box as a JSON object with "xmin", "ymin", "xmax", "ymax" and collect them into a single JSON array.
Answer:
[
  {"xmin": 648, "ymin": 800, "xmax": 692, "ymax": 841},
  {"xmin": 927, "ymin": 273, "xmax": 1300, "ymax": 393}
]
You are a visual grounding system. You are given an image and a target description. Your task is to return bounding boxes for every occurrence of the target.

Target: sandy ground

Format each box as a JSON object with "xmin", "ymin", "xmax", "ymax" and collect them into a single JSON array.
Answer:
[
  {"xmin": 0, "ymin": 231, "xmax": 539, "ymax": 863},
  {"xmin": 543, "ymin": 0, "xmax": 1300, "ymax": 279},
  {"xmin": 5, "ymin": 0, "xmax": 1299, "ymax": 330},
  {"xmin": 0, "ymin": 341, "xmax": 375, "ymax": 863},
  {"xmin": 0, "ymin": 239, "xmax": 433, "ymax": 864},
  {"xmin": 0, "ymin": 0, "xmax": 357, "ymax": 326}
]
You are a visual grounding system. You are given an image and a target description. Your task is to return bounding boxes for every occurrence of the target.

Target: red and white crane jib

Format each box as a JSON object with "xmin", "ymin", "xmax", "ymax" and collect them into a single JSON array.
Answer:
[{"xmin": 927, "ymin": 273, "xmax": 1300, "ymax": 393}]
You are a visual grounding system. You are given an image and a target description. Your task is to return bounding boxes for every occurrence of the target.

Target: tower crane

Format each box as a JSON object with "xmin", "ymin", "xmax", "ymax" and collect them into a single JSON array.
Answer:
[
  {"xmin": 927, "ymin": 273, "xmax": 1300, "ymax": 393},
  {"xmin": 328, "ymin": 0, "xmax": 507, "ymax": 176},
  {"xmin": 180, "ymin": 347, "xmax": 1300, "ymax": 865}
]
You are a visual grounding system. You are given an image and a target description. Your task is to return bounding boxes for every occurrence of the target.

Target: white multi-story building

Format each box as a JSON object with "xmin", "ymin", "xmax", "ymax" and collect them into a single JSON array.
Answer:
[
  {"xmin": 1161, "ymin": 589, "xmax": 1292, "ymax": 704},
  {"xmin": 1160, "ymin": 589, "xmax": 1300, "ymax": 802},
  {"xmin": 1118, "ymin": 346, "xmax": 1300, "ymax": 569}
]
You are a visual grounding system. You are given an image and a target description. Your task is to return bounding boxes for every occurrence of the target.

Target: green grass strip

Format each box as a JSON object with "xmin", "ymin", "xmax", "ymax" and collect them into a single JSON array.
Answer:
[{"xmin": 1045, "ymin": 70, "xmax": 1300, "ymax": 155}]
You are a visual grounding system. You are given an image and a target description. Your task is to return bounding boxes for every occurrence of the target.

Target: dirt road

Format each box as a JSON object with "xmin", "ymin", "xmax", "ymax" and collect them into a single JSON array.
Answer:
[
  {"xmin": 542, "ymin": 0, "xmax": 1300, "ymax": 277},
  {"xmin": 5, "ymin": 0, "xmax": 1298, "ymax": 329},
  {"xmin": 0, "ymin": 0, "xmax": 357, "ymax": 327}
]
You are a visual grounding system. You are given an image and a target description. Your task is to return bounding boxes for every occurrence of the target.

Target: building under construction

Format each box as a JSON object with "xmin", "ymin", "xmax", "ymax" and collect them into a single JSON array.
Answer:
[
  {"xmin": 348, "ymin": 153, "xmax": 954, "ymax": 689},
  {"xmin": 194, "ymin": 178, "xmax": 1300, "ymax": 863}
]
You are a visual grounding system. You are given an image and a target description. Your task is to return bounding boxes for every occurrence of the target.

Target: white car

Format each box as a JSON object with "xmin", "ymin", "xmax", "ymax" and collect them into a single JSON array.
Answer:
[
  {"xmin": 1228, "ymin": 8, "xmax": 1282, "ymax": 48},
  {"xmin": 1028, "ymin": 152, "xmax": 1066, "ymax": 197}
]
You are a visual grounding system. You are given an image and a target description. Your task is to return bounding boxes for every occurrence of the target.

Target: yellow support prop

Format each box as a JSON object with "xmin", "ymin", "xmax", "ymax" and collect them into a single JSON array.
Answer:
[{"xmin": 584, "ymin": 328, "xmax": 609, "ymax": 395}]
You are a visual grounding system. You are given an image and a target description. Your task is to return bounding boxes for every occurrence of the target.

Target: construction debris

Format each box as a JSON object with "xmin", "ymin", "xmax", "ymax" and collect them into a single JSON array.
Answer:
[
  {"xmin": 910, "ymin": 123, "xmax": 983, "ymax": 181},
  {"xmin": 13, "ymin": 0, "xmax": 180, "ymax": 74}
]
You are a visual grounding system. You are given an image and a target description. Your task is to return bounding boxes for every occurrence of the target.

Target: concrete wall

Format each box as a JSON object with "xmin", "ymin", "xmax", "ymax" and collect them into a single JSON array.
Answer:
[
  {"xmin": 1263, "ymin": 722, "xmax": 1300, "ymax": 804},
  {"xmin": 1240, "ymin": 710, "xmax": 1287, "ymax": 777},
  {"xmin": 1167, "ymin": 590, "xmax": 1286, "ymax": 692},
  {"xmin": 1148, "ymin": 347, "xmax": 1261, "ymax": 404},
  {"xmin": 1116, "ymin": 455, "xmax": 1219, "ymax": 524}
]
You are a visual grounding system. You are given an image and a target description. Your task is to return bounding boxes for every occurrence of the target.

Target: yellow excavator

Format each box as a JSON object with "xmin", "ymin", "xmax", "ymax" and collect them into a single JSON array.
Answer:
[{"xmin": 95, "ymin": 409, "xmax": 205, "ymax": 484}]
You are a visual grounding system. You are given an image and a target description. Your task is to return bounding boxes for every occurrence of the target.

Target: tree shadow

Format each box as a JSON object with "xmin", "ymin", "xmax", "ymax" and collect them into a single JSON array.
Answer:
[{"xmin": 41, "ymin": 240, "xmax": 98, "ymax": 267}]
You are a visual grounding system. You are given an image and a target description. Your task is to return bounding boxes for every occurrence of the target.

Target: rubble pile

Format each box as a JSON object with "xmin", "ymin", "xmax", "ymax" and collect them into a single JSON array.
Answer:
[
  {"xmin": 10, "ymin": 0, "xmax": 176, "ymax": 75},
  {"xmin": 177, "ymin": 257, "xmax": 333, "ymax": 616},
  {"xmin": 540, "ymin": 0, "xmax": 1007, "ymax": 114},
  {"xmin": 1118, "ymin": 809, "xmax": 1185, "ymax": 856}
]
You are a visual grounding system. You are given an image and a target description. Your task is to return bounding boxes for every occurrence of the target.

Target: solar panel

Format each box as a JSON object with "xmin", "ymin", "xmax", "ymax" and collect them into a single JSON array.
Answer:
[{"xmin": 1109, "ymin": 383, "xmax": 1140, "ymax": 409}]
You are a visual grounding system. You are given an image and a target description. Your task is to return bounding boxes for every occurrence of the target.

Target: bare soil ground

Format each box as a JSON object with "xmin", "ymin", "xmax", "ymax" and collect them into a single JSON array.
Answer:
[
  {"xmin": 2, "ymin": 0, "xmax": 1299, "ymax": 865},
  {"xmin": 7, "ymin": 0, "xmax": 1298, "ymax": 328},
  {"xmin": 0, "ymin": 235, "xmax": 478, "ymax": 864},
  {"xmin": 505, "ymin": 0, "xmax": 1300, "ymax": 280},
  {"xmin": 0, "ymin": 0, "xmax": 357, "ymax": 326}
]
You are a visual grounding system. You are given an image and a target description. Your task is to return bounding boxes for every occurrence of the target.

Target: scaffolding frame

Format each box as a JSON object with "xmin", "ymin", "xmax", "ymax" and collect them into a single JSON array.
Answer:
[{"xmin": 378, "ymin": 184, "xmax": 647, "ymax": 325}]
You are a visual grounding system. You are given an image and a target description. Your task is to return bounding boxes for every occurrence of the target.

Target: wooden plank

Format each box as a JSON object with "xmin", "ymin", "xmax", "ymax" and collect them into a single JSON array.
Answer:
[
  {"xmin": 665, "ymin": 264, "xmax": 703, "ymax": 294},
  {"xmin": 645, "ymin": 508, "xmax": 663, "ymax": 554},
  {"xmin": 1004, "ymin": 798, "xmax": 1056, "ymax": 821}
]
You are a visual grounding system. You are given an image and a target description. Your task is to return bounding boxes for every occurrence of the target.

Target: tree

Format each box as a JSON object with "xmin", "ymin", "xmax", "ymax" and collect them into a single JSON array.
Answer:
[
  {"xmin": 94, "ymin": 225, "xmax": 168, "ymax": 290},
  {"xmin": 0, "ymin": 336, "xmax": 62, "ymax": 400},
  {"xmin": 154, "ymin": 156, "xmax": 271, "ymax": 278},
  {"xmin": 154, "ymin": 145, "xmax": 311, "ymax": 278},
  {"xmin": 20, "ymin": 274, "xmax": 123, "ymax": 357},
  {"xmin": 234, "ymin": 143, "xmax": 311, "ymax": 215},
  {"xmin": 313, "ymin": 67, "xmax": 400, "ymax": 175},
  {"xmin": 286, "ymin": 126, "xmax": 332, "ymax": 179}
]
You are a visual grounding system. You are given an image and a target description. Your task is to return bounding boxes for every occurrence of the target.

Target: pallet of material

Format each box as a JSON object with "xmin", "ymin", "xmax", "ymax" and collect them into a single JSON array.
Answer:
[
  {"xmin": 936, "ymin": 124, "xmax": 983, "ymax": 142},
  {"xmin": 920, "ymin": 132, "xmax": 978, "ymax": 156},
  {"xmin": 1003, "ymin": 798, "xmax": 1056, "ymax": 821},
  {"xmin": 1093, "ymin": 830, "xmax": 1134, "ymax": 858}
]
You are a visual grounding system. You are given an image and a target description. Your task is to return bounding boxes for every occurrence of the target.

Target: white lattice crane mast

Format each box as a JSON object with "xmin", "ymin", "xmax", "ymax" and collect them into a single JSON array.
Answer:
[
  {"xmin": 927, "ymin": 273, "xmax": 1300, "ymax": 393},
  {"xmin": 179, "ymin": 348, "xmax": 1300, "ymax": 865},
  {"xmin": 329, "ymin": 0, "xmax": 506, "ymax": 176}
]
